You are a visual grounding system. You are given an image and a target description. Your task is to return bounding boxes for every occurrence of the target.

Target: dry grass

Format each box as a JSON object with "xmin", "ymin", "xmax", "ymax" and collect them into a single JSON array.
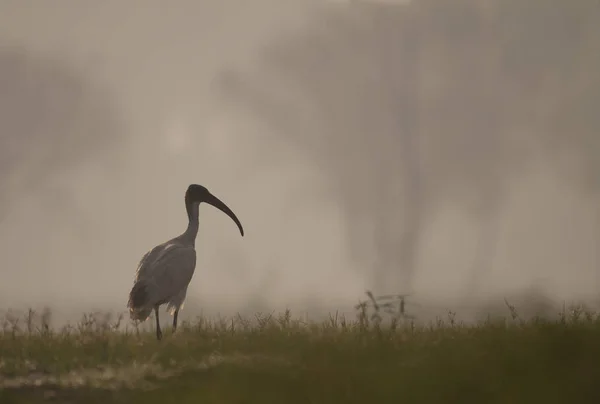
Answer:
[{"xmin": 1, "ymin": 298, "xmax": 600, "ymax": 404}]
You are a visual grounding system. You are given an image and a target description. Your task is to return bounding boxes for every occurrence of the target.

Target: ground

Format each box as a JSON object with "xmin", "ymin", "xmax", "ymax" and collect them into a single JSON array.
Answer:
[{"xmin": 1, "ymin": 305, "xmax": 600, "ymax": 404}]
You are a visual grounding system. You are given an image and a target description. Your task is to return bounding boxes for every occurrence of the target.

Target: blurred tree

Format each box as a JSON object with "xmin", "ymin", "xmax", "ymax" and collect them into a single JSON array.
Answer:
[
  {"xmin": 0, "ymin": 46, "xmax": 125, "ymax": 228},
  {"xmin": 217, "ymin": 0, "xmax": 600, "ymax": 295}
]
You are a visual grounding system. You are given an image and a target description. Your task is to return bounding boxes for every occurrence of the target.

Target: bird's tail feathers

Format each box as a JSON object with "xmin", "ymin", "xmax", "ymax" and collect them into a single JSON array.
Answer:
[
  {"xmin": 128, "ymin": 281, "xmax": 153, "ymax": 321},
  {"xmin": 129, "ymin": 306, "xmax": 153, "ymax": 322}
]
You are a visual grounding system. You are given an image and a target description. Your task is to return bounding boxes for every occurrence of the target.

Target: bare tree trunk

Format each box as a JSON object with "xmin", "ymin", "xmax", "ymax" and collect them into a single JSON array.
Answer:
[
  {"xmin": 372, "ymin": 6, "xmax": 422, "ymax": 294},
  {"xmin": 595, "ymin": 202, "xmax": 600, "ymax": 296},
  {"xmin": 464, "ymin": 195, "xmax": 502, "ymax": 299},
  {"xmin": 397, "ymin": 15, "xmax": 422, "ymax": 291}
]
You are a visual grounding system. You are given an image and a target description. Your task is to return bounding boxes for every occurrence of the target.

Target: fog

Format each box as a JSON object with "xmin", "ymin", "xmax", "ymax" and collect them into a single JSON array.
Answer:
[{"xmin": 0, "ymin": 1, "xmax": 598, "ymax": 325}]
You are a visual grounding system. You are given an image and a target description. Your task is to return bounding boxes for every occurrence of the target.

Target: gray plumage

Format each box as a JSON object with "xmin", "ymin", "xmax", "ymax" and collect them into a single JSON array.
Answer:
[
  {"xmin": 128, "ymin": 241, "xmax": 196, "ymax": 320},
  {"xmin": 127, "ymin": 184, "xmax": 244, "ymax": 340}
]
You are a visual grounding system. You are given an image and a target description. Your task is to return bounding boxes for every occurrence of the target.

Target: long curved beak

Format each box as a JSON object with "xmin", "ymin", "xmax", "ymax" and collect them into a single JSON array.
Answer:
[{"xmin": 203, "ymin": 193, "xmax": 244, "ymax": 236}]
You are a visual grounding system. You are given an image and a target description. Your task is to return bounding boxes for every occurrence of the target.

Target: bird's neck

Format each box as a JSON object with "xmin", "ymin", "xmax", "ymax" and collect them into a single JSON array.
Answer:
[{"xmin": 182, "ymin": 201, "xmax": 200, "ymax": 244}]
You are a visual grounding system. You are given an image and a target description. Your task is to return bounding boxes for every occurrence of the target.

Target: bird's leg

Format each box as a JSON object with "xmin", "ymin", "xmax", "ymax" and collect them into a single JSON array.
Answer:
[
  {"xmin": 172, "ymin": 308, "xmax": 179, "ymax": 333},
  {"xmin": 155, "ymin": 306, "xmax": 163, "ymax": 341}
]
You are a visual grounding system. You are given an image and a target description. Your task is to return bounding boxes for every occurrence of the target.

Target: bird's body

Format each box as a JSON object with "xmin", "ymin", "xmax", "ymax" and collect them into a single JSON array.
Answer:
[
  {"xmin": 127, "ymin": 184, "xmax": 244, "ymax": 340},
  {"xmin": 128, "ymin": 238, "xmax": 196, "ymax": 322}
]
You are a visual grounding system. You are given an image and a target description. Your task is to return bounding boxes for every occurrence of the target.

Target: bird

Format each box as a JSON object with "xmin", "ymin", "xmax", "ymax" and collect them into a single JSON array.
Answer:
[{"xmin": 127, "ymin": 184, "xmax": 244, "ymax": 340}]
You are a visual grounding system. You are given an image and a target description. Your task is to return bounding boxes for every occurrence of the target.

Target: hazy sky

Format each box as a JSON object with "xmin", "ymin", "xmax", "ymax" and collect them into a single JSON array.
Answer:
[
  {"xmin": 0, "ymin": 1, "xmax": 355, "ymax": 319},
  {"xmin": 0, "ymin": 1, "xmax": 598, "ymax": 324}
]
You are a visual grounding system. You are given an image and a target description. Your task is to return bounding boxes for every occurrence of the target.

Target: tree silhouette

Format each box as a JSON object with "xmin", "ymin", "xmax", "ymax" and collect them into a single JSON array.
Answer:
[{"xmin": 217, "ymin": 0, "xmax": 600, "ymax": 295}]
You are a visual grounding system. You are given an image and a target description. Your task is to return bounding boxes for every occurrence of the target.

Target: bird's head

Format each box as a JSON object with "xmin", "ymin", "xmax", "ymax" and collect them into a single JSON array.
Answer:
[{"xmin": 185, "ymin": 184, "xmax": 244, "ymax": 236}]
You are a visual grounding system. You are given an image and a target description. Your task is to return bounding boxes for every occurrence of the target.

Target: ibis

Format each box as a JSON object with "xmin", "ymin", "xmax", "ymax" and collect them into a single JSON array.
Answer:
[{"xmin": 127, "ymin": 184, "xmax": 244, "ymax": 340}]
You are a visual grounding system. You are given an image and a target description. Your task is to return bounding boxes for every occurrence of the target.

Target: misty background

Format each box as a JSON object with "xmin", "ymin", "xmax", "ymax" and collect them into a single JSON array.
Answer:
[{"xmin": 0, "ymin": 0, "xmax": 598, "ymax": 325}]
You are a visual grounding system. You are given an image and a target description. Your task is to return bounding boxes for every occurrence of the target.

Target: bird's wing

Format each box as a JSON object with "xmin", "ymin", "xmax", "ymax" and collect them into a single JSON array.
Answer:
[
  {"xmin": 139, "ymin": 244, "xmax": 197, "ymax": 305},
  {"xmin": 134, "ymin": 242, "xmax": 174, "ymax": 282}
]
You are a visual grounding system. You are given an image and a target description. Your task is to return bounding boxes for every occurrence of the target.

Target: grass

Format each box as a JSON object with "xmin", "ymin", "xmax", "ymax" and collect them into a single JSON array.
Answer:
[{"xmin": 1, "ymin": 299, "xmax": 600, "ymax": 404}]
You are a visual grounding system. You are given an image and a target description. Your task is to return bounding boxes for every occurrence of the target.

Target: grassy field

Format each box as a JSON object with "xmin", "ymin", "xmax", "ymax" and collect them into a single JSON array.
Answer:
[{"xmin": 1, "ymin": 302, "xmax": 600, "ymax": 404}]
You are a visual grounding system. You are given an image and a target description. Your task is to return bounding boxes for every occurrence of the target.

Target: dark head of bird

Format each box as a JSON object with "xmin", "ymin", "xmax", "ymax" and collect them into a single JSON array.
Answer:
[{"xmin": 185, "ymin": 184, "xmax": 244, "ymax": 236}]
